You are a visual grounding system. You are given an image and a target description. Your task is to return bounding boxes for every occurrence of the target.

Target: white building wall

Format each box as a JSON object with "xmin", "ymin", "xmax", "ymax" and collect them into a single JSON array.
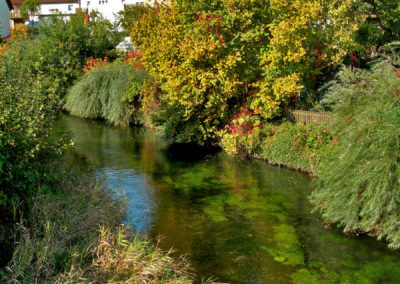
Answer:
[
  {"xmin": 39, "ymin": 3, "xmax": 80, "ymax": 15},
  {"xmin": 81, "ymin": 0, "xmax": 146, "ymax": 22},
  {"xmin": 0, "ymin": 0, "xmax": 11, "ymax": 37}
]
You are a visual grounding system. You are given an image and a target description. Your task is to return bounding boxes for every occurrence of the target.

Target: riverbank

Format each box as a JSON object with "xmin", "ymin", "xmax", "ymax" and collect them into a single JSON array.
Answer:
[
  {"xmin": 219, "ymin": 120, "xmax": 333, "ymax": 176},
  {"xmin": 1, "ymin": 169, "xmax": 194, "ymax": 283}
]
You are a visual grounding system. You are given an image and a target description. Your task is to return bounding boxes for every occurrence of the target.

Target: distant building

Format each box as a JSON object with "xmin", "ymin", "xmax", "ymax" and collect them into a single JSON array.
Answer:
[
  {"xmin": 0, "ymin": 0, "xmax": 13, "ymax": 38},
  {"xmin": 9, "ymin": 0, "xmax": 146, "ymax": 26},
  {"xmin": 10, "ymin": 0, "xmax": 79, "ymax": 28},
  {"xmin": 80, "ymin": 0, "xmax": 145, "ymax": 22}
]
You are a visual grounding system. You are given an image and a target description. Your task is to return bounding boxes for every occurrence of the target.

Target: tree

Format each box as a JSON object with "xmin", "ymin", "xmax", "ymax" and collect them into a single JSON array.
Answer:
[
  {"xmin": 130, "ymin": 0, "xmax": 398, "ymax": 143},
  {"xmin": 20, "ymin": 0, "xmax": 39, "ymax": 22},
  {"xmin": 311, "ymin": 49, "xmax": 400, "ymax": 249}
]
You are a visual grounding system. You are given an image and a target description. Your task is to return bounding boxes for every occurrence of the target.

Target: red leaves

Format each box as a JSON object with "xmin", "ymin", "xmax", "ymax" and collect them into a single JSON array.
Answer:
[
  {"xmin": 125, "ymin": 51, "xmax": 143, "ymax": 69},
  {"xmin": 83, "ymin": 57, "xmax": 106, "ymax": 73},
  {"xmin": 396, "ymin": 69, "xmax": 400, "ymax": 78},
  {"xmin": 227, "ymin": 108, "xmax": 257, "ymax": 137}
]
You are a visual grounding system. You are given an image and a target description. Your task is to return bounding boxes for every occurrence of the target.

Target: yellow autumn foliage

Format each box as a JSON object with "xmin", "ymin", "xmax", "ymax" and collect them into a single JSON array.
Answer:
[{"xmin": 130, "ymin": 0, "xmax": 365, "ymax": 142}]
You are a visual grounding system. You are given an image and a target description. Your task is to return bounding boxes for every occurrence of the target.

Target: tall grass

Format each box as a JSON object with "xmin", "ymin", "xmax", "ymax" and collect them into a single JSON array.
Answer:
[
  {"xmin": 65, "ymin": 63, "xmax": 148, "ymax": 126},
  {"xmin": 311, "ymin": 59, "xmax": 400, "ymax": 248},
  {"xmin": 1, "ymin": 172, "xmax": 194, "ymax": 283}
]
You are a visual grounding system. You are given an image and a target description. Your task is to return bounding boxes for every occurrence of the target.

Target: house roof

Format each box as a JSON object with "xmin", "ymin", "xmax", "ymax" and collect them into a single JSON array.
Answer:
[
  {"xmin": 10, "ymin": 0, "xmax": 78, "ymax": 5},
  {"xmin": 6, "ymin": 0, "xmax": 13, "ymax": 9}
]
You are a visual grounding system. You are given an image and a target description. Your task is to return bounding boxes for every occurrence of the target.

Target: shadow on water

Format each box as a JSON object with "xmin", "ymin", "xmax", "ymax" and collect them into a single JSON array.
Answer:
[
  {"xmin": 52, "ymin": 114, "xmax": 400, "ymax": 284},
  {"xmin": 165, "ymin": 142, "xmax": 221, "ymax": 163}
]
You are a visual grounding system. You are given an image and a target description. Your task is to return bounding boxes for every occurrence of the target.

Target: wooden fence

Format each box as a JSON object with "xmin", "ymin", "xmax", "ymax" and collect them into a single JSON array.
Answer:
[{"xmin": 285, "ymin": 109, "xmax": 333, "ymax": 125}]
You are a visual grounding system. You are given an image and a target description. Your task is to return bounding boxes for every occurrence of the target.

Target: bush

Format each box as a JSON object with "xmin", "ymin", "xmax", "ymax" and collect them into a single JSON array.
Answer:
[
  {"xmin": 0, "ymin": 68, "xmax": 69, "ymax": 211},
  {"xmin": 65, "ymin": 63, "xmax": 148, "ymax": 126},
  {"xmin": 310, "ymin": 58, "xmax": 400, "ymax": 248}
]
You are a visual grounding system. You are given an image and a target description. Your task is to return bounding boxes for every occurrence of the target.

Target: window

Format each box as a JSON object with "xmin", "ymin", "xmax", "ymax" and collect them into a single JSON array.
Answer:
[{"xmin": 68, "ymin": 5, "xmax": 73, "ymax": 11}]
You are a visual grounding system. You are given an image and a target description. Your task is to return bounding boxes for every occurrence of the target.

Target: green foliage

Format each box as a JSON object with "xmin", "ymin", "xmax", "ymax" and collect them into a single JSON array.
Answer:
[
  {"xmin": 311, "ymin": 58, "xmax": 400, "ymax": 248},
  {"xmin": 355, "ymin": 0, "xmax": 400, "ymax": 47},
  {"xmin": 1, "ymin": 13, "xmax": 122, "ymax": 102},
  {"xmin": 20, "ymin": 0, "xmax": 39, "ymax": 21},
  {"xmin": 219, "ymin": 119, "xmax": 332, "ymax": 173},
  {"xmin": 259, "ymin": 122, "xmax": 332, "ymax": 172},
  {"xmin": 65, "ymin": 63, "xmax": 148, "ymax": 126},
  {"xmin": 120, "ymin": 4, "xmax": 150, "ymax": 30},
  {"xmin": 0, "ymin": 62, "xmax": 70, "ymax": 217}
]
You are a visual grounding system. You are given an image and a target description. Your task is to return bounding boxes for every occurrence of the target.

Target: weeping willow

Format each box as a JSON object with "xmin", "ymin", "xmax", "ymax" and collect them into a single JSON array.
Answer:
[
  {"xmin": 311, "ymin": 54, "xmax": 400, "ymax": 249},
  {"xmin": 65, "ymin": 63, "xmax": 148, "ymax": 126}
]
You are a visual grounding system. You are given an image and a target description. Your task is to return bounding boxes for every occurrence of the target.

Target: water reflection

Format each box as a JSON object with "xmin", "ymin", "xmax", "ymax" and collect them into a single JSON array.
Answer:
[{"xmin": 52, "ymin": 114, "xmax": 400, "ymax": 283}]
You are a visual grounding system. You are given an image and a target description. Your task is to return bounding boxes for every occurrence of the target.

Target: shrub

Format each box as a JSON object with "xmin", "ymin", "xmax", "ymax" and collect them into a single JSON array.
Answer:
[
  {"xmin": 310, "ymin": 58, "xmax": 400, "ymax": 248},
  {"xmin": 0, "ymin": 68, "xmax": 69, "ymax": 211},
  {"xmin": 218, "ymin": 108, "xmax": 265, "ymax": 158},
  {"xmin": 65, "ymin": 63, "xmax": 148, "ymax": 126}
]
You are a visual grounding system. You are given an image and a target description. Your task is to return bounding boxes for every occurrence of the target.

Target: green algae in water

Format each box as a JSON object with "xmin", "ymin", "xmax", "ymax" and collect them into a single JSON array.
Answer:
[
  {"xmin": 267, "ymin": 224, "xmax": 304, "ymax": 265},
  {"xmin": 202, "ymin": 195, "xmax": 229, "ymax": 222},
  {"xmin": 161, "ymin": 164, "xmax": 228, "ymax": 194},
  {"xmin": 291, "ymin": 257, "xmax": 400, "ymax": 284},
  {"xmin": 291, "ymin": 268, "xmax": 321, "ymax": 284}
]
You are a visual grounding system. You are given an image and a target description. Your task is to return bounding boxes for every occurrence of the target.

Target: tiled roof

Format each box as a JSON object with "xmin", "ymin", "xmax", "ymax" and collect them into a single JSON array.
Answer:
[{"xmin": 11, "ymin": 0, "xmax": 78, "ymax": 4}]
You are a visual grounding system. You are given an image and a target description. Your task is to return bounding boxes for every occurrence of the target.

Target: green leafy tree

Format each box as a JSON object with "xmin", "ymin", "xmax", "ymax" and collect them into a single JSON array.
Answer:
[{"xmin": 20, "ymin": 0, "xmax": 39, "ymax": 21}]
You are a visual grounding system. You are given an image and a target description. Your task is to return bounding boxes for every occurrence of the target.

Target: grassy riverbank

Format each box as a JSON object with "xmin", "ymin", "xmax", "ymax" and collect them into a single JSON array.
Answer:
[
  {"xmin": 1, "ymin": 171, "xmax": 193, "ymax": 283},
  {"xmin": 219, "ymin": 120, "xmax": 332, "ymax": 175}
]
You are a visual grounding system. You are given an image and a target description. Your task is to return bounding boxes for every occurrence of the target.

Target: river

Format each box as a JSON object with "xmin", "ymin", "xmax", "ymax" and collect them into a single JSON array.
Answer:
[{"xmin": 53, "ymin": 114, "xmax": 400, "ymax": 283}]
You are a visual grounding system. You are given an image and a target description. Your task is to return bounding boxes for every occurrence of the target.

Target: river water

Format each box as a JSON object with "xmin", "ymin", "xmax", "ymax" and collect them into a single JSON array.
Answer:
[{"xmin": 53, "ymin": 114, "xmax": 400, "ymax": 283}]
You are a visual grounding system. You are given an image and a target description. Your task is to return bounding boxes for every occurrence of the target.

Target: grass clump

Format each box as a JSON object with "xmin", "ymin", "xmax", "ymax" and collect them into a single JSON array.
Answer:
[
  {"xmin": 310, "ymin": 58, "xmax": 400, "ymax": 248},
  {"xmin": 61, "ymin": 227, "xmax": 192, "ymax": 283},
  {"xmin": 65, "ymin": 63, "xmax": 148, "ymax": 126}
]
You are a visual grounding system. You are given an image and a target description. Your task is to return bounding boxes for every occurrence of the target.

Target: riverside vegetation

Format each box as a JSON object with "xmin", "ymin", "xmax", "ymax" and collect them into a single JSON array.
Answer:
[
  {"xmin": 1, "ymin": 0, "xmax": 400, "ymax": 282},
  {"xmin": 0, "ymin": 13, "xmax": 193, "ymax": 283}
]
